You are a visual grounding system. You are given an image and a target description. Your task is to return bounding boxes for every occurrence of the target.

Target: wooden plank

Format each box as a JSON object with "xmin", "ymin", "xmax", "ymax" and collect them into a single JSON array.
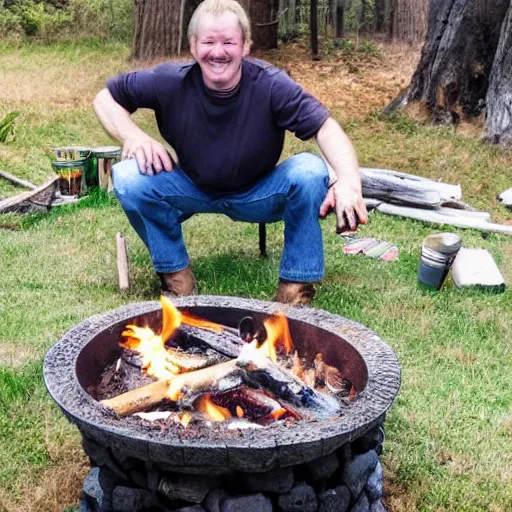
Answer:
[
  {"xmin": 0, "ymin": 176, "xmax": 58, "ymax": 214},
  {"xmin": 116, "ymin": 232, "xmax": 130, "ymax": 291},
  {"xmin": 376, "ymin": 202, "xmax": 512, "ymax": 235},
  {"xmin": 361, "ymin": 168, "xmax": 442, "ymax": 209},
  {"xmin": 361, "ymin": 167, "xmax": 462, "ymax": 203},
  {"xmin": 0, "ymin": 170, "xmax": 37, "ymax": 190},
  {"xmin": 436, "ymin": 207, "xmax": 491, "ymax": 221}
]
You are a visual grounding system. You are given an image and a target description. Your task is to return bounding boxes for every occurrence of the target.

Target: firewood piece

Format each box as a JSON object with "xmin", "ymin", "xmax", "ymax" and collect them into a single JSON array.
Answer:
[
  {"xmin": 0, "ymin": 169, "xmax": 37, "ymax": 190},
  {"xmin": 100, "ymin": 378, "xmax": 173, "ymax": 416},
  {"xmin": 376, "ymin": 202, "xmax": 512, "ymax": 235},
  {"xmin": 179, "ymin": 326, "xmax": 245, "ymax": 358},
  {"xmin": 0, "ymin": 176, "xmax": 58, "ymax": 214},
  {"xmin": 361, "ymin": 168, "xmax": 462, "ymax": 204},
  {"xmin": 237, "ymin": 344, "xmax": 340, "ymax": 412},
  {"xmin": 361, "ymin": 168, "xmax": 442, "ymax": 209},
  {"xmin": 116, "ymin": 232, "xmax": 129, "ymax": 290},
  {"xmin": 436, "ymin": 207, "xmax": 491, "ymax": 221},
  {"xmin": 168, "ymin": 359, "xmax": 240, "ymax": 402}
]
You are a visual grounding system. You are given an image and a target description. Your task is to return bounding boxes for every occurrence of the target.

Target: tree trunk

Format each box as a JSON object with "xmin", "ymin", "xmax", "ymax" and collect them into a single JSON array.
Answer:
[
  {"xmin": 484, "ymin": 2, "xmax": 512, "ymax": 145},
  {"xmin": 310, "ymin": 0, "xmax": 319, "ymax": 58},
  {"xmin": 250, "ymin": 0, "xmax": 279, "ymax": 49},
  {"xmin": 335, "ymin": 0, "xmax": 345, "ymax": 37},
  {"xmin": 132, "ymin": 0, "xmax": 182, "ymax": 60},
  {"xmin": 385, "ymin": 0, "xmax": 510, "ymax": 128},
  {"xmin": 392, "ymin": 0, "xmax": 430, "ymax": 43},
  {"xmin": 375, "ymin": 0, "xmax": 386, "ymax": 32},
  {"xmin": 359, "ymin": 0, "xmax": 368, "ymax": 32}
]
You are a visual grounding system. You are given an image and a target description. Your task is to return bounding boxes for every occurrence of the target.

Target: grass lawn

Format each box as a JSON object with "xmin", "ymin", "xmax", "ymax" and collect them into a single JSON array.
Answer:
[{"xmin": 0, "ymin": 39, "xmax": 511, "ymax": 512}]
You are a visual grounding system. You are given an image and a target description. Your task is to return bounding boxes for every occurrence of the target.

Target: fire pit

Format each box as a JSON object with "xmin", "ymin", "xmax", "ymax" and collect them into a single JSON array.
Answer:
[{"xmin": 44, "ymin": 296, "xmax": 400, "ymax": 512}]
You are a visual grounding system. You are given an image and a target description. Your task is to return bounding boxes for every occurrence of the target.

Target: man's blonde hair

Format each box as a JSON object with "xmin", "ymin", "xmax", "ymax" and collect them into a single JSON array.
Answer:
[{"xmin": 188, "ymin": 0, "xmax": 251, "ymax": 43}]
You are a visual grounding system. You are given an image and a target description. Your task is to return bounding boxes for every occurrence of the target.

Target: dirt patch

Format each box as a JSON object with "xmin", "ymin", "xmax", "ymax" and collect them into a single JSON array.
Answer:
[
  {"xmin": 382, "ymin": 463, "xmax": 419, "ymax": 512},
  {"xmin": 0, "ymin": 441, "xmax": 87, "ymax": 512},
  {"xmin": 253, "ymin": 39, "xmax": 421, "ymax": 120},
  {"xmin": 432, "ymin": 347, "xmax": 477, "ymax": 365},
  {"xmin": 0, "ymin": 344, "xmax": 38, "ymax": 367}
]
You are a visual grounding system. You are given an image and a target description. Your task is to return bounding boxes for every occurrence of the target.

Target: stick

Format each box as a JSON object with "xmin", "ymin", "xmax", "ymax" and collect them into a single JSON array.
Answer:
[
  {"xmin": 0, "ymin": 170, "xmax": 37, "ymax": 190},
  {"xmin": 436, "ymin": 207, "xmax": 491, "ymax": 221},
  {"xmin": 116, "ymin": 232, "xmax": 130, "ymax": 290},
  {"xmin": 376, "ymin": 202, "xmax": 512, "ymax": 235}
]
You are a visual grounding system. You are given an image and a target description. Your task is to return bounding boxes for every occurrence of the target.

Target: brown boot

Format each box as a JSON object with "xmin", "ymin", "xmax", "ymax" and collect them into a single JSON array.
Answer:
[
  {"xmin": 158, "ymin": 267, "xmax": 198, "ymax": 297},
  {"xmin": 273, "ymin": 279, "xmax": 316, "ymax": 306}
]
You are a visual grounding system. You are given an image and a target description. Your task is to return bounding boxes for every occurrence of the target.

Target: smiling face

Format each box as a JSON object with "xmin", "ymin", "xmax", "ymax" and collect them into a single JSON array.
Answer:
[{"xmin": 190, "ymin": 11, "xmax": 250, "ymax": 91}]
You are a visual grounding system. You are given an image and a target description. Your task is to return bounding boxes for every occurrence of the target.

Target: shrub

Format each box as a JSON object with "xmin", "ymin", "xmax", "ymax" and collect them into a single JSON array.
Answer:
[
  {"xmin": 0, "ymin": 111, "xmax": 20, "ymax": 143},
  {"xmin": 0, "ymin": 0, "xmax": 132, "ymax": 42}
]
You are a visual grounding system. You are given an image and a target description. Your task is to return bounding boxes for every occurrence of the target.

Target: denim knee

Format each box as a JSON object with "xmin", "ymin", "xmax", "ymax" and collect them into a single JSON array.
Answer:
[
  {"xmin": 112, "ymin": 159, "xmax": 147, "ymax": 205},
  {"xmin": 287, "ymin": 153, "xmax": 328, "ymax": 202}
]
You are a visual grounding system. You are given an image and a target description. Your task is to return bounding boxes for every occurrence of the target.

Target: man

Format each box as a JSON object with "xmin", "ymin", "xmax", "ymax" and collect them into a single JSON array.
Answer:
[{"xmin": 94, "ymin": 0, "xmax": 367, "ymax": 305}]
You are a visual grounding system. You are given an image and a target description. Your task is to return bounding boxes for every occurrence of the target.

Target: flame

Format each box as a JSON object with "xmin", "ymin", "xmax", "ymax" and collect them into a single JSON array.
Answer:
[
  {"xmin": 160, "ymin": 296, "xmax": 182, "ymax": 342},
  {"xmin": 181, "ymin": 311, "xmax": 223, "ymax": 332},
  {"xmin": 161, "ymin": 296, "xmax": 225, "ymax": 339},
  {"xmin": 180, "ymin": 411, "xmax": 192, "ymax": 428},
  {"xmin": 236, "ymin": 405, "xmax": 244, "ymax": 418},
  {"xmin": 120, "ymin": 325, "xmax": 179, "ymax": 379},
  {"xmin": 258, "ymin": 312, "xmax": 294, "ymax": 362},
  {"xmin": 195, "ymin": 395, "xmax": 232, "ymax": 422},
  {"xmin": 270, "ymin": 408, "xmax": 287, "ymax": 420},
  {"xmin": 120, "ymin": 296, "xmax": 230, "ymax": 380}
]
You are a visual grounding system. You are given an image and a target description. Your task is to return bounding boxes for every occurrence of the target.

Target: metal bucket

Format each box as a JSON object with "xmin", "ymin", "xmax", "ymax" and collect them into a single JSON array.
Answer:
[
  {"xmin": 418, "ymin": 232, "xmax": 462, "ymax": 289},
  {"xmin": 51, "ymin": 160, "xmax": 86, "ymax": 197}
]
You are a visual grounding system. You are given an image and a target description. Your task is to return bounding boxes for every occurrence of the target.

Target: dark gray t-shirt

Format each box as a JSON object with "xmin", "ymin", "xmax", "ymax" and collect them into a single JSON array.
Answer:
[{"xmin": 107, "ymin": 59, "xmax": 330, "ymax": 193}]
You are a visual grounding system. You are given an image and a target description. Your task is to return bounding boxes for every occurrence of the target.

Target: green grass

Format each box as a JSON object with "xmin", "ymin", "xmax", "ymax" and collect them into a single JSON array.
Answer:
[{"xmin": 0, "ymin": 41, "xmax": 512, "ymax": 512}]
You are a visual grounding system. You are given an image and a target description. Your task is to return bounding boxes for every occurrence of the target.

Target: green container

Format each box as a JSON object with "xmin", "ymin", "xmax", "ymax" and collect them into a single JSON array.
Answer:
[
  {"xmin": 51, "ymin": 160, "xmax": 87, "ymax": 196},
  {"xmin": 51, "ymin": 146, "xmax": 96, "ymax": 188},
  {"xmin": 91, "ymin": 146, "xmax": 122, "ymax": 191}
]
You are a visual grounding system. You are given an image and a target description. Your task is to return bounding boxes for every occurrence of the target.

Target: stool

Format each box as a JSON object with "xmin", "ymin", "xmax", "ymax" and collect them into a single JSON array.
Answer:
[{"xmin": 258, "ymin": 223, "xmax": 267, "ymax": 257}]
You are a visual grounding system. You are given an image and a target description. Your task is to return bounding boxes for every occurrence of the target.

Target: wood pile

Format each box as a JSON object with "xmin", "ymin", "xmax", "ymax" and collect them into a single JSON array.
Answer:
[{"xmin": 360, "ymin": 168, "xmax": 512, "ymax": 235}]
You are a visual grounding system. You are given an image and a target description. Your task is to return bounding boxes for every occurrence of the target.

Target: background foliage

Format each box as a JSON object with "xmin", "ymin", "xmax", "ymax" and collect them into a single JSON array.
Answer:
[{"xmin": 0, "ymin": 0, "xmax": 132, "ymax": 42}]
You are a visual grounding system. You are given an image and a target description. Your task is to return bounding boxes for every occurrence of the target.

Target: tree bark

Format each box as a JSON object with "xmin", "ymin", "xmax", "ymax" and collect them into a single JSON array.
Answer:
[
  {"xmin": 310, "ymin": 0, "xmax": 319, "ymax": 58},
  {"xmin": 375, "ymin": 0, "xmax": 386, "ymax": 32},
  {"xmin": 334, "ymin": 0, "xmax": 345, "ymax": 37},
  {"xmin": 133, "ymin": 0, "xmax": 181, "ymax": 60},
  {"xmin": 484, "ymin": 2, "xmax": 512, "ymax": 145},
  {"xmin": 392, "ymin": 0, "xmax": 430, "ymax": 43},
  {"xmin": 385, "ymin": 0, "xmax": 511, "ymax": 134},
  {"xmin": 250, "ymin": 0, "xmax": 279, "ymax": 49}
]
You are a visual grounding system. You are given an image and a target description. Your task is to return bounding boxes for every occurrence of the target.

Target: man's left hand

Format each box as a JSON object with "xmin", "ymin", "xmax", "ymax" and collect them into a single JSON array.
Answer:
[{"xmin": 319, "ymin": 183, "xmax": 368, "ymax": 233}]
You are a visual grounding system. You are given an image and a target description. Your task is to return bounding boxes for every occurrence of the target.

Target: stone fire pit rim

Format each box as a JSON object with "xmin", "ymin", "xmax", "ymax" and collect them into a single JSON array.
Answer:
[{"xmin": 43, "ymin": 296, "xmax": 401, "ymax": 456}]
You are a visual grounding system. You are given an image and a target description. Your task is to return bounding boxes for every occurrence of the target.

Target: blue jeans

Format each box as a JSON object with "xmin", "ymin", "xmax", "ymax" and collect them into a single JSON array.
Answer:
[{"xmin": 112, "ymin": 152, "xmax": 329, "ymax": 282}]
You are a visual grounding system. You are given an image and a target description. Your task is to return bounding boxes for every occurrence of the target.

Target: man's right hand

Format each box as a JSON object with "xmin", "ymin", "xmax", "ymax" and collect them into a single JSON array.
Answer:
[{"xmin": 122, "ymin": 137, "xmax": 173, "ymax": 175}]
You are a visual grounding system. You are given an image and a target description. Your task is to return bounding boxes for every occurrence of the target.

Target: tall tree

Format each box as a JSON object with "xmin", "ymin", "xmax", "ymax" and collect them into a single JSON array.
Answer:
[
  {"xmin": 249, "ymin": 0, "xmax": 280, "ymax": 49},
  {"xmin": 385, "ymin": 0, "xmax": 512, "ymax": 146},
  {"xmin": 133, "ymin": 0, "xmax": 182, "ymax": 60},
  {"xmin": 484, "ymin": 3, "xmax": 512, "ymax": 144},
  {"xmin": 392, "ymin": 0, "xmax": 429, "ymax": 42}
]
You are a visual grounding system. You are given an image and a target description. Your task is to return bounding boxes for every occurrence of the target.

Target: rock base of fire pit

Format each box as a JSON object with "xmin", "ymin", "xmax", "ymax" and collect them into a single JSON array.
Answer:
[{"xmin": 80, "ymin": 420, "xmax": 386, "ymax": 512}]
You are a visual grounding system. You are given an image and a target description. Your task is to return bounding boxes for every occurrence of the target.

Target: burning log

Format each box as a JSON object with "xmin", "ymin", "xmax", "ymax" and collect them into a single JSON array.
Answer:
[
  {"xmin": 101, "ymin": 379, "xmax": 173, "ymax": 416},
  {"xmin": 237, "ymin": 343, "xmax": 340, "ymax": 412}
]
